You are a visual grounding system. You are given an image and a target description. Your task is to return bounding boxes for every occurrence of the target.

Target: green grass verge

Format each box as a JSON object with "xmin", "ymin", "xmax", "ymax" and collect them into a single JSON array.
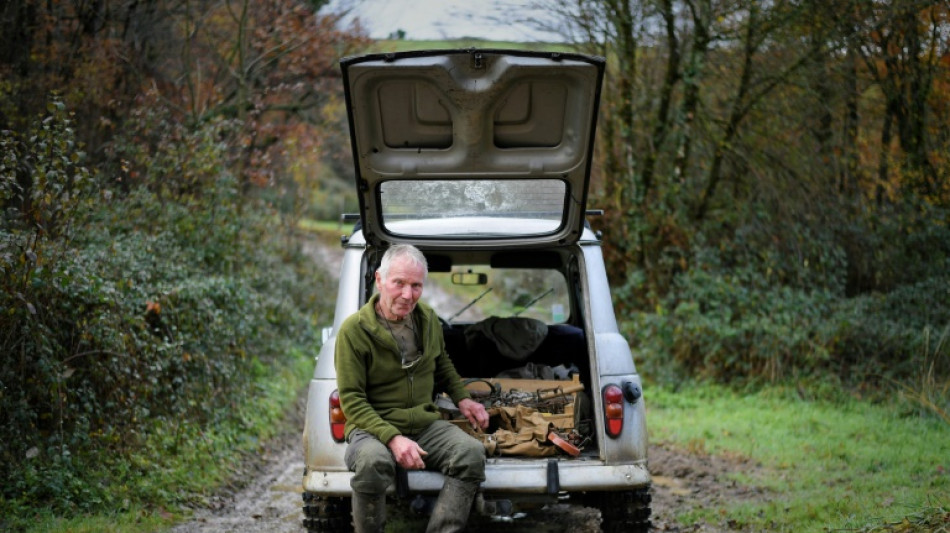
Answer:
[
  {"xmin": 18, "ymin": 350, "xmax": 314, "ymax": 533},
  {"xmin": 648, "ymin": 384, "xmax": 950, "ymax": 531},
  {"xmin": 297, "ymin": 217, "xmax": 355, "ymax": 236}
]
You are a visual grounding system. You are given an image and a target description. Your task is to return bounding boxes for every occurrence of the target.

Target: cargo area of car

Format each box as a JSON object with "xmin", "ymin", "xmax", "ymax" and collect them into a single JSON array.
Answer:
[
  {"xmin": 438, "ymin": 319, "xmax": 599, "ymax": 460},
  {"xmin": 443, "ymin": 321, "xmax": 590, "ymax": 385}
]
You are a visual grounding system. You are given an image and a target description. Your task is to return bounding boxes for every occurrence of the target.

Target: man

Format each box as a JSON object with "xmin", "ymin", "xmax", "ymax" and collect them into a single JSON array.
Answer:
[{"xmin": 335, "ymin": 244, "xmax": 490, "ymax": 533}]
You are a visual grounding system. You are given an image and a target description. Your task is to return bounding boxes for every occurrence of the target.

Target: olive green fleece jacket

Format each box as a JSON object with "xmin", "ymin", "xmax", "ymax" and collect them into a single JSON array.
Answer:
[{"xmin": 334, "ymin": 294, "xmax": 471, "ymax": 445}]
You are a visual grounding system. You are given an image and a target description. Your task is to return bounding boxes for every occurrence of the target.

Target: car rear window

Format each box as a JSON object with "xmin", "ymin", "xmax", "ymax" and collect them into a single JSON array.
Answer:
[{"xmin": 379, "ymin": 179, "xmax": 568, "ymax": 238}]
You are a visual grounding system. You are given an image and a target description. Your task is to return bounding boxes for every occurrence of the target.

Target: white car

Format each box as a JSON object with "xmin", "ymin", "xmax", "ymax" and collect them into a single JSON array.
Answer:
[{"xmin": 301, "ymin": 49, "xmax": 651, "ymax": 532}]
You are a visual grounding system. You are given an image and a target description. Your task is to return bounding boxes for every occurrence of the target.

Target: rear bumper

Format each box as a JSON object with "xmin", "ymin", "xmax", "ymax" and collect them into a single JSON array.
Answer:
[{"xmin": 303, "ymin": 458, "xmax": 650, "ymax": 497}]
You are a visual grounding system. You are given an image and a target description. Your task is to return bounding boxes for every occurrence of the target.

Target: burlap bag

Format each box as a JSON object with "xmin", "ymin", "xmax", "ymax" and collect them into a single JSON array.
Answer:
[{"xmin": 458, "ymin": 405, "xmax": 557, "ymax": 457}]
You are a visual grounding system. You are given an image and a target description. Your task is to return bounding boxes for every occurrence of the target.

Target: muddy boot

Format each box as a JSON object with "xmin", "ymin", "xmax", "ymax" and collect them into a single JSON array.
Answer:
[
  {"xmin": 425, "ymin": 477, "xmax": 478, "ymax": 533},
  {"xmin": 351, "ymin": 491, "xmax": 386, "ymax": 533}
]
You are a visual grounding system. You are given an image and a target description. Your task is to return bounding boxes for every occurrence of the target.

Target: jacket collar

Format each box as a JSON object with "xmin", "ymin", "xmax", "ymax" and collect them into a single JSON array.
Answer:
[{"xmin": 359, "ymin": 294, "xmax": 432, "ymax": 341}]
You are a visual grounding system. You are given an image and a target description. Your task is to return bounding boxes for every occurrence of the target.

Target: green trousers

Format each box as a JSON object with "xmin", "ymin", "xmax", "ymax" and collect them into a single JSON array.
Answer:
[{"xmin": 345, "ymin": 420, "xmax": 486, "ymax": 494}]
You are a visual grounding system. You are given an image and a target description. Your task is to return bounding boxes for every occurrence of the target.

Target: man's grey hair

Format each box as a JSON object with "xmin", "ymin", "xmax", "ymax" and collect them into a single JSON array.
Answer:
[{"xmin": 378, "ymin": 244, "xmax": 428, "ymax": 281}]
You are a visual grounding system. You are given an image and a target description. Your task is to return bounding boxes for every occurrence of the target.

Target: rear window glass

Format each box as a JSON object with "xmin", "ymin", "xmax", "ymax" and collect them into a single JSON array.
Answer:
[
  {"xmin": 426, "ymin": 266, "xmax": 569, "ymax": 325},
  {"xmin": 379, "ymin": 179, "xmax": 567, "ymax": 238}
]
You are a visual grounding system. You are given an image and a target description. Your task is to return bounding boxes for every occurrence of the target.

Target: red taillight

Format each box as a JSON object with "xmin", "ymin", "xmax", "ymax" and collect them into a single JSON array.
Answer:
[
  {"xmin": 330, "ymin": 390, "xmax": 346, "ymax": 442},
  {"xmin": 603, "ymin": 384, "xmax": 624, "ymax": 438},
  {"xmin": 605, "ymin": 403, "xmax": 623, "ymax": 418}
]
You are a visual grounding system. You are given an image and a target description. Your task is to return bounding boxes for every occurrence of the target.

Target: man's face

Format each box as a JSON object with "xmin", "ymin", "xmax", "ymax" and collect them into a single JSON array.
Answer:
[{"xmin": 375, "ymin": 256, "xmax": 425, "ymax": 321}]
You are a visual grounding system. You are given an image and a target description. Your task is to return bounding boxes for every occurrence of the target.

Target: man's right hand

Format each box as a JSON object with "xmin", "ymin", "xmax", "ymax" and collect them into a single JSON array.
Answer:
[{"xmin": 387, "ymin": 435, "xmax": 428, "ymax": 470}]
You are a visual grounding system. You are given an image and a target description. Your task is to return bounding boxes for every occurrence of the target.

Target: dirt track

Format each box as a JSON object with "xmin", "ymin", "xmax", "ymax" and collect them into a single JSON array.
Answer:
[{"xmin": 167, "ymin": 238, "xmax": 768, "ymax": 532}]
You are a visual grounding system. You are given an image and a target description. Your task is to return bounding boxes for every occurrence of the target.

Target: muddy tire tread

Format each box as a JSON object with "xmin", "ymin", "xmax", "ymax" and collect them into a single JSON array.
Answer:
[
  {"xmin": 587, "ymin": 488, "xmax": 652, "ymax": 533},
  {"xmin": 302, "ymin": 493, "xmax": 351, "ymax": 532}
]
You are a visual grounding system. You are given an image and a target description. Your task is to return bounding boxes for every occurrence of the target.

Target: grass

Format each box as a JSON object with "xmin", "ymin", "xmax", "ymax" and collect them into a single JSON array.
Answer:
[
  {"xmin": 298, "ymin": 217, "xmax": 356, "ymax": 236},
  {"xmin": 648, "ymin": 383, "xmax": 950, "ymax": 532},
  {"xmin": 18, "ymin": 508, "xmax": 170, "ymax": 533},
  {"xmin": 17, "ymin": 350, "xmax": 314, "ymax": 533}
]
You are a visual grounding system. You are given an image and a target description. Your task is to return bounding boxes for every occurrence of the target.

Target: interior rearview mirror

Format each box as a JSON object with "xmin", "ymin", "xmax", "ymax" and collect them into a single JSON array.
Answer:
[{"xmin": 451, "ymin": 272, "xmax": 488, "ymax": 285}]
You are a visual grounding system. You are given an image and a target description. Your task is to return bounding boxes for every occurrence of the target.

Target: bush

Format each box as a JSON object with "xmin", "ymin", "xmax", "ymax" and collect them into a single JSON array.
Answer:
[
  {"xmin": 627, "ymin": 244, "xmax": 950, "ymax": 399},
  {"xmin": 0, "ymin": 98, "xmax": 331, "ymax": 522},
  {"xmin": 629, "ymin": 263, "xmax": 839, "ymax": 386},
  {"xmin": 828, "ymin": 276, "xmax": 950, "ymax": 389}
]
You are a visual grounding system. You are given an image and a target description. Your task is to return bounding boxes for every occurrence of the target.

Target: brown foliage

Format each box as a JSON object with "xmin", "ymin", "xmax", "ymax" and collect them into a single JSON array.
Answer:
[{"xmin": 0, "ymin": 0, "xmax": 369, "ymax": 193}]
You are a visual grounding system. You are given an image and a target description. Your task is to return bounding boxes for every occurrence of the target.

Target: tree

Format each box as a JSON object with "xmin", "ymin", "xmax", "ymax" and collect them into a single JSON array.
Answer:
[
  {"xmin": 518, "ymin": 0, "xmax": 949, "ymax": 299},
  {"xmin": 0, "ymin": 0, "xmax": 369, "ymax": 208},
  {"xmin": 842, "ymin": 0, "xmax": 950, "ymax": 203}
]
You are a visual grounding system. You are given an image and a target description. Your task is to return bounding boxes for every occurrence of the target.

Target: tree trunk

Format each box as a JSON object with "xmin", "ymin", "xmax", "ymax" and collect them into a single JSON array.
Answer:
[
  {"xmin": 673, "ymin": 0, "xmax": 712, "ymax": 186},
  {"xmin": 842, "ymin": 44, "xmax": 860, "ymax": 196},
  {"xmin": 694, "ymin": 2, "xmax": 757, "ymax": 221},
  {"xmin": 640, "ymin": 0, "xmax": 680, "ymax": 202}
]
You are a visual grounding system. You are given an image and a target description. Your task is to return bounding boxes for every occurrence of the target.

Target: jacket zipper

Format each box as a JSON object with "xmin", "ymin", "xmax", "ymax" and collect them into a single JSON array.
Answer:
[
  {"xmin": 405, "ymin": 314, "xmax": 424, "ymax": 429},
  {"xmin": 406, "ymin": 313, "xmax": 424, "ymax": 408}
]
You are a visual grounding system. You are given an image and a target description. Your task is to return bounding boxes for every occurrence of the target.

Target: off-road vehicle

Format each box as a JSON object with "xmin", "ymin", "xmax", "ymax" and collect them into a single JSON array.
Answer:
[{"xmin": 301, "ymin": 49, "xmax": 651, "ymax": 531}]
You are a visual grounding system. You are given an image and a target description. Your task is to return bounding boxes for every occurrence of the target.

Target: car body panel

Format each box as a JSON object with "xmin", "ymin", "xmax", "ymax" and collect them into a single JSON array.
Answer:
[
  {"xmin": 340, "ymin": 49, "xmax": 605, "ymax": 249},
  {"xmin": 303, "ymin": 460, "xmax": 650, "ymax": 497}
]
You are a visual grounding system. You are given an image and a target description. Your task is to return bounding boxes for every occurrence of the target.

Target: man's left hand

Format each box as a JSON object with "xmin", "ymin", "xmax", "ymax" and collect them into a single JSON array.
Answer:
[{"xmin": 458, "ymin": 398, "xmax": 489, "ymax": 430}]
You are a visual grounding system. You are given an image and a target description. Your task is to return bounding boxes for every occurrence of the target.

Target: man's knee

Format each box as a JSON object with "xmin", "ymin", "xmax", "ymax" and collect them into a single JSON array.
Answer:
[
  {"xmin": 457, "ymin": 434, "xmax": 485, "ymax": 460},
  {"xmin": 449, "ymin": 434, "xmax": 486, "ymax": 481},
  {"xmin": 347, "ymin": 431, "xmax": 396, "ymax": 494}
]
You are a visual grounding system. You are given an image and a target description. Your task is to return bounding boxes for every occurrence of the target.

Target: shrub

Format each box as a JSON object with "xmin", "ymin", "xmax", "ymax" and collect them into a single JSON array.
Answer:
[
  {"xmin": 0, "ymin": 97, "xmax": 330, "ymax": 521},
  {"xmin": 627, "ymin": 242, "xmax": 949, "ymax": 400},
  {"xmin": 629, "ymin": 262, "xmax": 839, "ymax": 386}
]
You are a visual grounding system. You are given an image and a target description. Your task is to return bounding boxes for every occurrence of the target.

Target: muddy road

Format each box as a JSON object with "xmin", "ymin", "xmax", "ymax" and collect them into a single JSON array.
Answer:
[{"xmin": 168, "ymin": 238, "xmax": 768, "ymax": 532}]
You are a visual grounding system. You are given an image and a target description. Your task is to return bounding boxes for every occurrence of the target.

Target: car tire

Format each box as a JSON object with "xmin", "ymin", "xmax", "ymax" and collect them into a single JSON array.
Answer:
[
  {"xmin": 585, "ymin": 488, "xmax": 651, "ymax": 533},
  {"xmin": 302, "ymin": 493, "xmax": 351, "ymax": 532}
]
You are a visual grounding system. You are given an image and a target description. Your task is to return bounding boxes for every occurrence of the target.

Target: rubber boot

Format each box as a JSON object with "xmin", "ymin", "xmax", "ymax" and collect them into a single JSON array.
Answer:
[
  {"xmin": 351, "ymin": 491, "xmax": 386, "ymax": 533},
  {"xmin": 425, "ymin": 477, "xmax": 479, "ymax": 533}
]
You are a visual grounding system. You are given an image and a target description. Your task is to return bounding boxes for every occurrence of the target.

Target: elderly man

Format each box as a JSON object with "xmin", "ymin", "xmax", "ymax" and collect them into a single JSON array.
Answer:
[{"xmin": 335, "ymin": 243, "xmax": 490, "ymax": 533}]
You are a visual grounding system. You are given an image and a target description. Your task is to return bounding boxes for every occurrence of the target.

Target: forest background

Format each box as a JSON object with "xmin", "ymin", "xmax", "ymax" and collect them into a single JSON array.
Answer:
[{"xmin": 1, "ymin": 0, "xmax": 948, "ymax": 531}]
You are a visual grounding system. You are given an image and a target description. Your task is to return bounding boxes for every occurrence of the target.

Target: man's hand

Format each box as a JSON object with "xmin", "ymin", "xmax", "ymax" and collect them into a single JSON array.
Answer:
[
  {"xmin": 387, "ymin": 435, "xmax": 428, "ymax": 470},
  {"xmin": 458, "ymin": 398, "xmax": 490, "ymax": 430}
]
